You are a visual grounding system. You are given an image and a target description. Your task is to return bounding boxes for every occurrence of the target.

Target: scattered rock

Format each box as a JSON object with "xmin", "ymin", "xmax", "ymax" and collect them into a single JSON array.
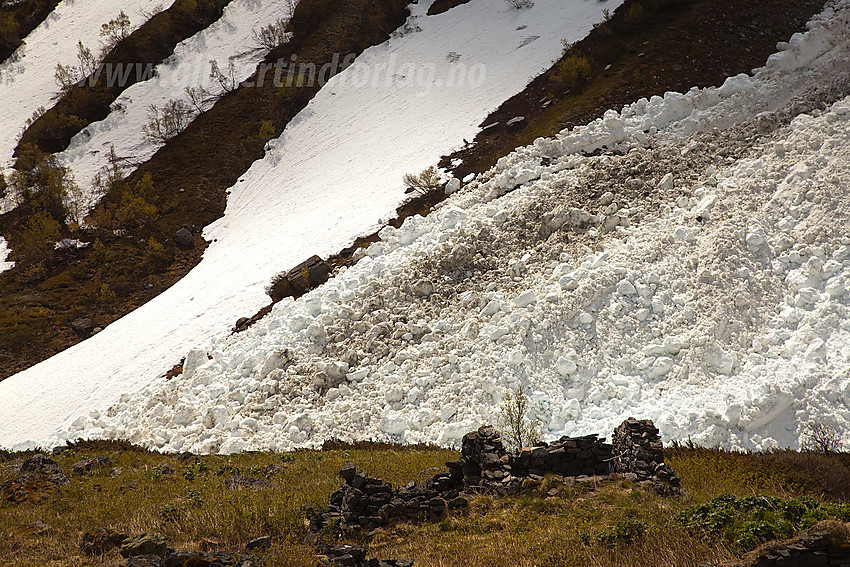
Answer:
[
  {"xmin": 20, "ymin": 454, "xmax": 61, "ymax": 475},
  {"xmin": 2, "ymin": 455, "xmax": 69, "ymax": 503},
  {"xmin": 506, "ymin": 116, "xmax": 526, "ymax": 129},
  {"xmin": 269, "ymin": 255, "xmax": 332, "ymax": 301},
  {"xmin": 312, "ymin": 419, "xmax": 677, "ymax": 535},
  {"xmin": 126, "ymin": 555, "xmax": 164, "ymax": 567}
]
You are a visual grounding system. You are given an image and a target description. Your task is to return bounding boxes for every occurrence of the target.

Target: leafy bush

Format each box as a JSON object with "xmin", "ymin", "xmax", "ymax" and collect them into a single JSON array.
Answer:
[
  {"xmin": 597, "ymin": 519, "xmax": 647, "ymax": 546},
  {"xmin": 677, "ymin": 493, "xmax": 850, "ymax": 551}
]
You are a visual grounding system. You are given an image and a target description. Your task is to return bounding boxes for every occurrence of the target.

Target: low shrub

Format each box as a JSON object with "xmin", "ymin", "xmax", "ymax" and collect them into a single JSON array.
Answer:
[
  {"xmin": 552, "ymin": 53, "xmax": 593, "ymax": 90},
  {"xmin": 9, "ymin": 143, "xmax": 76, "ymax": 222},
  {"xmin": 402, "ymin": 165, "xmax": 442, "ymax": 196},
  {"xmin": 677, "ymin": 494, "xmax": 850, "ymax": 551},
  {"xmin": 252, "ymin": 18, "xmax": 290, "ymax": 51},
  {"xmin": 142, "ymin": 100, "xmax": 192, "ymax": 144}
]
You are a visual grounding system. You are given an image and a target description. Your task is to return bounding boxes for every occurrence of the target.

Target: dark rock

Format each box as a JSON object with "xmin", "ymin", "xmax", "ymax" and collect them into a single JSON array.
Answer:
[
  {"xmin": 71, "ymin": 456, "xmax": 113, "ymax": 476},
  {"xmin": 245, "ymin": 536, "xmax": 271, "ymax": 551},
  {"xmin": 120, "ymin": 532, "xmax": 168, "ymax": 558},
  {"xmin": 70, "ymin": 317, "xmax": 94, "ymax": 334},
  {"xmin": 174, "ymin": 228, "xmax": 194, "ymax": 249},
  {"xmin": 164, "ymin": 550, "xmax": 201, "ymax": 567},
  {"xmin": 340, "ymin": 463, "xmax": 357, "ymax": 483},
  {"xmin": 20, "ymin": 454, "xmax": 61, "ymax": 475},
  {"xmin": 126, "ymin": 555, "xmax": 164, "ymax": 567},
  {"xmin": 224, "ymin": 475, "xmax": 274, "ymax": 491},
  {"xmin": 81, "ymin": 527, "xmax": 129, "ymax": 556}
]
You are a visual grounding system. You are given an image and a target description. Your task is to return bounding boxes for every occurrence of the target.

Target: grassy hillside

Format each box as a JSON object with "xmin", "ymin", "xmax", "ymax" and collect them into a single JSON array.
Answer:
[{"xmin": 4, "ymin": 441, "xmax": 850, "ymax": 566}]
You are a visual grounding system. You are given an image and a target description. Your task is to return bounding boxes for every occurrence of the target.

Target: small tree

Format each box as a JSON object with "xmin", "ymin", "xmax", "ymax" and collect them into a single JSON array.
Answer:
[
  {"xmin": 10, "ymin": 144, "xmax": 76, "ymax": 222},
  {"xmin": 55, "ymin": 41, "xmax": 99, "ymax": 94},
  {"xmin": 497, "ymin": 385, "xmax": 543, "ymax": 451},
  {"xmin": 142, "ymin": 99, "xmax": 192, "ymax": 144},
  {"xmin": 184, "ymin": 85, "xmax": 214, "ymax": 114},
  {"xmin": 100, "ymin": 11, "xmax": 131, "ymax": 55},
  {"xmin": 802, "ymin": 422, "xmax": 842, "ymax": 453},
  {"xmin": 252, "ymin": 18, "xmax": 290, "ymax": 51},
  {"xmin": 20, "ymin": 209, "xmax": 62, "ymax": 258},
  {"xmin": 402, "ymin": 166, "xmax": 442, "ymax": 196},
  {"xmin": 209, "ymin": 57, "xmax": 239, "ymax": 94}
]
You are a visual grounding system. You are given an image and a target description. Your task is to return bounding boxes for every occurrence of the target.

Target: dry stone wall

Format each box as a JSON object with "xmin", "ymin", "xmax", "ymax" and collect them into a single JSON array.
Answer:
[{"xmin": 312, "ymin": 418, "xmax": 681, "ymax": 535}]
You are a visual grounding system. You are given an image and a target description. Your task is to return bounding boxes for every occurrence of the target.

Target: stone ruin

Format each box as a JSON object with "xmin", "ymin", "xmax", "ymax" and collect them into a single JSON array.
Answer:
[{"xmin": 310, "ymin": 418, "xmax": 681, "ymax": 536}]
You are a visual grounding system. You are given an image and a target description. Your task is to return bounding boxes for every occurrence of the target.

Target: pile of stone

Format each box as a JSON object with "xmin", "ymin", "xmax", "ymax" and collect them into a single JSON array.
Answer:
[
  {"xmin": 314, "ymin": 463, "xmax": 468, "ymax": 535},
  {"xmin": 318, "ymin": 543, "xmax": 413, "ymax": 567},
  {"xmin": 611, "ymin": 418, "xmax": 681, "ymax": 494}
]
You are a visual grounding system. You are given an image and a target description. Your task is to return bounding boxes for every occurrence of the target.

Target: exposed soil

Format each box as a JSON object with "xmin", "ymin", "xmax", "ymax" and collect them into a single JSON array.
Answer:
[{"xmin": 427, "ymin": 0, "xmax": 471, "ymax": 16}]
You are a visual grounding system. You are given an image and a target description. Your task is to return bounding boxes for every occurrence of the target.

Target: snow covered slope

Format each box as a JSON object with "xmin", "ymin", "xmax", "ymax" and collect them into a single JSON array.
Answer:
[
  {"xmin": 0, "ymin": 0, "xmax": 164, "ymax": 199},
  {"xmin": 55, "ymin": 0, "xmax": 298, "ymax": 213},
  {"xmin": 5, "ymin": 0, "xmax": 850, "ymax": 454},
  {"xmin": 0, "ymin": 0, "xmax": 624, "ymax": 449}
]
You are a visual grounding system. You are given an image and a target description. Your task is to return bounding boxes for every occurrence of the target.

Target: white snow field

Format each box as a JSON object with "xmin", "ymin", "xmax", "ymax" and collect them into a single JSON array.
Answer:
[
  {"xmin": 6, "ymin": 0, "xmax": 850, "ymax": 454},
  {"xmin": 0, "ymin": 236, "xmax": 13, "ymax": 272},
  {"xmin": 0, "ymin": 0, "xmax": 165, "ymax": 195},
  {"xmin": 0, "ymin": 0, "xmax": 626, "ymax": 449},
  {"xmin": 55, "ymin": 0, "xmax": 299, "ymax": 213}
]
